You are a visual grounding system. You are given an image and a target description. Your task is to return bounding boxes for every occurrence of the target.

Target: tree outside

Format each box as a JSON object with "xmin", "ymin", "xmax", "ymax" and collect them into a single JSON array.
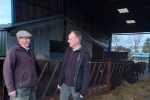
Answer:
[
  {"xmin": 142, "ymin": 37, "xmax": 150, "ymax": 70},
  {"xmin": 112, "ymin": 34, "xmax": 132, "ymax": 60},
  {"xmin": 142, "ymin": 38, "xmax": 150, "ymax": 53},
  {"xmin": 112, "ymin": 35, "xmax": 124, "ymax": 51},
  {"xmin": 127, "ymin": 34, "xmax": 143, "ymax": 53},
  {"xmin": 112, "ymin": 34, "xmax": 150, "ymax": 62}
]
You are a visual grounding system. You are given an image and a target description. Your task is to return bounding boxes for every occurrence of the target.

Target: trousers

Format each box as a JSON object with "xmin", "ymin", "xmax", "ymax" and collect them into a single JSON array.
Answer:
[
  {"xmin": 10, "ymin": 87, "xmax": 36, "ymax": 100},
  {"xmin": 60, "ymin": 83, "xmax": 82, "ymax": 100}
]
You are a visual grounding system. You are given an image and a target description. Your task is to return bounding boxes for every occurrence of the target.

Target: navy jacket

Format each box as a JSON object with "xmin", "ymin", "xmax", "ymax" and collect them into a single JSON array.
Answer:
[{"xmin": 57, "ymin": 45, "xmax": 91, "ymax": 96}]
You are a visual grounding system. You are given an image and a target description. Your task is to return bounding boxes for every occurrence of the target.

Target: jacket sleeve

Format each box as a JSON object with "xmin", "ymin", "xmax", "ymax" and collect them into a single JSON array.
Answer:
[
  {"xmin": 80, "ymin": 52, "xmax": 91, "ymax": 96},
  {"xmin": 35, "ymin": 61, "xmax": 41, "ymax": 77},
  {"xmin": 57, "ymin": 61, "xmax": 63, "ymax": 85},
  {"xmin": 3, "ymin": 49, "xmax": 16, "ymax": 93},
  {"xmin": 57, "ymin": 48, "xmax": 68, "ymax": 85}
]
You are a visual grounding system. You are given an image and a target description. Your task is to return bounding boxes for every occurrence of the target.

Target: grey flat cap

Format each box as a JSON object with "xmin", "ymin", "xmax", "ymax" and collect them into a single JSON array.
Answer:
[{"xmin": 16, "ymin": 30, "xmax": 32, "ymax": 38}]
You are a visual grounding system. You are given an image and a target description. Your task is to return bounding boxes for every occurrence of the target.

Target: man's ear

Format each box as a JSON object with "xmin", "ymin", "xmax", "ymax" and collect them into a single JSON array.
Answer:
[{"xmin": 76, "ymin": 39, "xmax": 80, "ymax": 43}]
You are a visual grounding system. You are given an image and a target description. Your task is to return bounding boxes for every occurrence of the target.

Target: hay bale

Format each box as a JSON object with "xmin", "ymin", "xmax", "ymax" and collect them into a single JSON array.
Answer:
[
  {"xmin": 88, "ymin": 79, "xmax": 150, "ymax": 100},
  {"xmin": 89, "ymin": 93, "xmax": 120, "ymax": 100}
]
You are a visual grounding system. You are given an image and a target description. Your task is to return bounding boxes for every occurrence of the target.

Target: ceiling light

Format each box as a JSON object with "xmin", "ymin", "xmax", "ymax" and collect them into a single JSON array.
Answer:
[
  {"xmin": 118, "ymin": 8, "xmax": 129, "ymax": 13},
  {"xmin": 126, "ymin": 20, "xmax": 136, "ymax": 24}
]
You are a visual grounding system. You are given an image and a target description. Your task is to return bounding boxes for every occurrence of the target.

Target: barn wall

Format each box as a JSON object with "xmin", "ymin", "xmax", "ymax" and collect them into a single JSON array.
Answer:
[
  {"xmin": 7, "ymin": 32, "xmax": 17, "ymax": 50},
  {"xmin": 7, "ymin": 18, "xmax": 64, "ymax": 59},
  {"xmin": 92, "ymin": 44, "xmax": 105, "ymax": 61},
  {"xmin": 13, "ymin": 0, "xmax": 64, "ymax": 23},
  {"xmin": 49, "ymin": 40, "xmax": 68, "ymax": 60},
  {"xmin": 10, "ymin": 18, "xmax": 64, "ymax": 41},
  {"xmin": 13, "ymin": 0, "xmax": 109, "ymax": 44},
  {"xmin": 7, "ymin": 15, "xmax": 109, "ymax": 61},
  {"xmin": 0, "ymin": 31, "xmax": 6, "ymax": 56}
]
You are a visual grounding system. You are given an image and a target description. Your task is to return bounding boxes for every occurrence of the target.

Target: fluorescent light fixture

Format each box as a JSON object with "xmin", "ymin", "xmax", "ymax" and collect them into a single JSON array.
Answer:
[
  {"xmin": 126, "ymin": 20, "xmax": 136, "ymax": 24},
  {"xmin": 118, "ymin": 8, "xmax": 129, "ymax": 13}
]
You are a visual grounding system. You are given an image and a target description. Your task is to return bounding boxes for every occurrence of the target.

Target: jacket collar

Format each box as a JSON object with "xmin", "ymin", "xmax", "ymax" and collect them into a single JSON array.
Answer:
[
  {"xmin": 68, "ymin": 44, "xmax": 89, "ymax": 53},
  {"xmin": 15, "ymin": 44, "xmax": 30, "ymax": 51}
]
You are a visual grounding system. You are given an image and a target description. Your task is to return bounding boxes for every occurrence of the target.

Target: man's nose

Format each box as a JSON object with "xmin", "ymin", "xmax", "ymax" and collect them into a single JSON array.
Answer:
[{"xmin": 27, "ymin": 39, "xmax": 30, "ymax": 42}]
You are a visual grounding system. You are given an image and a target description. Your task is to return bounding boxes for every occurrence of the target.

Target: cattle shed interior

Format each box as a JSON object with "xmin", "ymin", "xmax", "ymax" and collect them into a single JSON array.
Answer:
[{"xmin": 1, "ymin": 0, "xmax": 150, "ymax": 100}]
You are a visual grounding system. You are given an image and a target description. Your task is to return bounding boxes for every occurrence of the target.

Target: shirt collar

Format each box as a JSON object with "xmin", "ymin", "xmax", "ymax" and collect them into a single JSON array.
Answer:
[
  {"xmin": 73, "ymin": 45, "xmax": 82, "ymax": 51},
  {"xmin": 22, "ymin": 46, "xmax": 29, "ymax": 51},
  {"xmin": 18, "ymin": 44, "xmax": 29, "ymax": 51}
]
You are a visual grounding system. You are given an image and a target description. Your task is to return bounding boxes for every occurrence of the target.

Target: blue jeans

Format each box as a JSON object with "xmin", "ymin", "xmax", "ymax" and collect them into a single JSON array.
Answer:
[{"xmin": 60, "ymin": 83, "xmax": 82, "ymax": 100}]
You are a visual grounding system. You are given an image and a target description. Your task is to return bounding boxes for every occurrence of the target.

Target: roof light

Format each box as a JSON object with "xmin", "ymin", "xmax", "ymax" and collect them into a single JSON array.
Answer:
[
  {"xmin": 118, "ymin": 8, "xmax": 129, "ymax": 13},
  {"xmin": 126, "ymin": 20, "xmax": 136, "ymax": 24}
]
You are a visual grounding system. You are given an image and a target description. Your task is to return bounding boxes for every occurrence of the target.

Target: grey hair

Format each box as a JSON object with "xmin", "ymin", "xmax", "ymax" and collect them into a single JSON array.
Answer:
[{"xmin": 71, "ymin": 30, "xmax": 82, "ymax": 42}]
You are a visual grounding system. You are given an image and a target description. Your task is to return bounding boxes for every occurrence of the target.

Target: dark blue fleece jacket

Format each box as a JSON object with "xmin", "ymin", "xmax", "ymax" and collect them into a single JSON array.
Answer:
[{"xmin": 57, "ymin": 45, "xmax": 91, "ymax": 96}]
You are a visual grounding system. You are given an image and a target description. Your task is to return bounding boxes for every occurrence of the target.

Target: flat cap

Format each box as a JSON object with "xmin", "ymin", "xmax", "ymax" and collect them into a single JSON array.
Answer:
[{"xmin": 16, "ymin": 30, "xmax": 32, "ymax": 38}]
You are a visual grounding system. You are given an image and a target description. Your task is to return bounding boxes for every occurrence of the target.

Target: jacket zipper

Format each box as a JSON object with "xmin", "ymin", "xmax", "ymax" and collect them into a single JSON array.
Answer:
[
  {"xmin": 20, "ymin": 72, "xmax": 25, "ymax": 86},
  {"xmin": 74, "ymin": 52, "xmax": 87, "ymax": 88}
]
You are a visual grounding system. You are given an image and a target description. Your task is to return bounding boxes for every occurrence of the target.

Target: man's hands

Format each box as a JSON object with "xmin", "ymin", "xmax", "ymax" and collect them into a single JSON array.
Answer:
[
  {"xmin": 9, "ymin": 91, "xmax": 16, "ymax": 98},
  {"xmin": 35, "ymin": 86, "xmax": 37, "ymax": 90},
  {"xmin": 57, "ymin": 85, "xmax": 61, "ymax": 89},
  {"xmin": 80, "ymin": 95, "xmax": 84, "ymax": 98},
  {"xmin": 8, "ymin": 86, "xmax": 37, "ymax": 98}
]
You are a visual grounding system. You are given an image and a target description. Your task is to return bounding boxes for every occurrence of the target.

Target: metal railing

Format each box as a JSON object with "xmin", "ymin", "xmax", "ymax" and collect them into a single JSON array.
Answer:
[
  {"xmin": 36, "ymin": 60, "xmax": 133, "ymax": 100},
  {"xmin": 0, "ymin": 59, "xmax": 139, "ymax": 100}
]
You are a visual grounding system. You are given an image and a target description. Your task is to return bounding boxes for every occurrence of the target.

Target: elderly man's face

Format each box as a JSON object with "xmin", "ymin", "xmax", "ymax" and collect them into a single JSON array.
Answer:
[{"xmin": 18, "ymin": 37, "xmax": 31, "ymax": 48}]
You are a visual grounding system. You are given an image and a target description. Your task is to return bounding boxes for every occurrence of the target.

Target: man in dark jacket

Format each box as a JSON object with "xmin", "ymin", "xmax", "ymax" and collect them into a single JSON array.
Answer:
[
  {"xmin": 3, "ymin": 30, "xmax": 38, "ymax": 100},
  {"xmin": 57, "ymin": 30, "xmax": 91, "ymax": 100}
]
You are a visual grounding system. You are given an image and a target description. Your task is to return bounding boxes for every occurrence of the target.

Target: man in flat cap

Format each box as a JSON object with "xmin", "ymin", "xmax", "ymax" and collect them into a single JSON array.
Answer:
[{"xmin": 3, "ymin": 30, "xmax": 39, "ymax": 100}]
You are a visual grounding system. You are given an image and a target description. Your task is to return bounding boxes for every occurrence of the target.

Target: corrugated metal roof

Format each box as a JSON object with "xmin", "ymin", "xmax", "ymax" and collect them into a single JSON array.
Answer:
[{"xmin": 0, "ymin": 24, "xmax": 12, "ymax": 29}]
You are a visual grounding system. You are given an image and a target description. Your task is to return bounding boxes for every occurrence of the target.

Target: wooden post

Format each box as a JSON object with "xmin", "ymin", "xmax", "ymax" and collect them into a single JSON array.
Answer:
[{"xmin": 106, "ymin": 61, "xmax": 111, "ymax": 93}]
